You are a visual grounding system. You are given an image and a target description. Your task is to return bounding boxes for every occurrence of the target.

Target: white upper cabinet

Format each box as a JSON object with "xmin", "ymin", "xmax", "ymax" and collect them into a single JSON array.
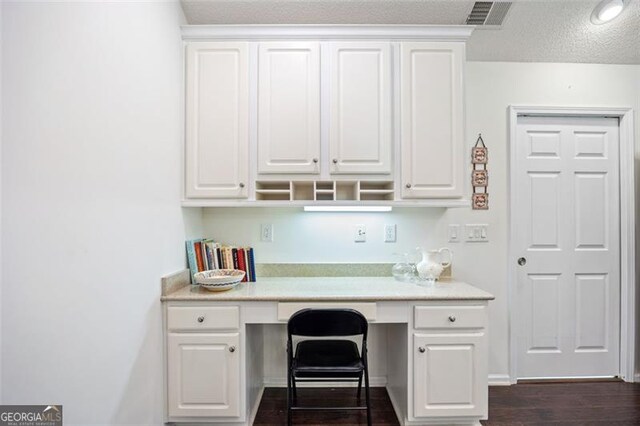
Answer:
[
  {"xmin": 329, "ymin": 42, "xmax": 392, "ymax": 174},
  {"xmin": 258, "ymin": 42, "xmax": 321, "ymax": 174},
  {"xmin": 400, "ymin": 42, "xmax": 465, "ymax": 198},
  {"xmin": 185, "ymin": 42, "xmax": 249, "ymax": 199}
]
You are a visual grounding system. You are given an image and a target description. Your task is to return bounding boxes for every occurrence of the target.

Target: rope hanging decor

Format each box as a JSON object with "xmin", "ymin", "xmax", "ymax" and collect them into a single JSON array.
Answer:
[{"xmin": 471, "ymin": 133, "xmax": 488, "ymax": 210}]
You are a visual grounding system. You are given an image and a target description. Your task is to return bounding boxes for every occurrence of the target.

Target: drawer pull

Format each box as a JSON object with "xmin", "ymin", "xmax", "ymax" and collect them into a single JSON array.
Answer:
[
  {"xmin": 448, "ymin": 315, "xmax": 456, "ymax": 323},
  {"xmin": 229, "ymin": 346, "xmax": 236, "ymax": 353},
  {"xmin": 197, "ymin": 316, "xmax": 205, "ymax": 323},
  {"xmin": 418, "ymin": 347, "xmax": 425, "ymax": 353}
]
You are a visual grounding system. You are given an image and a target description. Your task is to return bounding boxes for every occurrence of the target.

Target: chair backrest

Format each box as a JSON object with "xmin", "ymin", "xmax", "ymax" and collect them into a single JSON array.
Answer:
[{"xmin": 287, "ymin": 308, "xmax": 368, "ymax": 339}]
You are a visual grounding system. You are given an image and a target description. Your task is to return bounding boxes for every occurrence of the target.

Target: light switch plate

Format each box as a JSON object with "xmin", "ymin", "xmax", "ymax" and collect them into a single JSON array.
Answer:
[
  {"xmin": 448, "ymin": 224, "xmax": 460, "ymax": 243},
  {"xmin": 465, "ymin": 224, "xmax": 488, "ymax": 242},
  {"xmin": 354, "ymin": 224, "xmax": 367, "ymax": 242}
]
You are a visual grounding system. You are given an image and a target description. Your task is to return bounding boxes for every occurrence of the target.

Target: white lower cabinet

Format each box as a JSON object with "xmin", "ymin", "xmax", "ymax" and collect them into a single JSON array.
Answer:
[
  {"xmin": 413, "ymin": 332, "xmax": 487, "ymax": 419},
  {"xmin": 167, "ymin": 332, "xmax": 241, "ymax": 418}
]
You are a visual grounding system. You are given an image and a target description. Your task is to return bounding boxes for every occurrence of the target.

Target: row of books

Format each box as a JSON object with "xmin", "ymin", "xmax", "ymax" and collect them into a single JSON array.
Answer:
[{"xmin": 186, "ymin": 239, "xmax": 256, "ymax": 283}]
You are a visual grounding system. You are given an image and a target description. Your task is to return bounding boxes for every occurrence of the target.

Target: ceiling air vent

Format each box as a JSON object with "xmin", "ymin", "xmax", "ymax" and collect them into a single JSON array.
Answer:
[{"xmin": 466, "ymin": 1, "xmax": 512, "ymax": 26}]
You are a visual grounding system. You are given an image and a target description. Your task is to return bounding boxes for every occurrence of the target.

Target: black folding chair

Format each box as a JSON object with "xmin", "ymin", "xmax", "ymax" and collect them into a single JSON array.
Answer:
[{"xmin": 286, "ymin": 308, "xmax": 371, "ymax": 426}]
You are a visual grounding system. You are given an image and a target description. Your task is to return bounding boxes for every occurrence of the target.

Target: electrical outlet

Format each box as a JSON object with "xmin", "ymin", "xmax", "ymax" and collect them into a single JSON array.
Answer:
[
  {"xmin": 384, "ymin": 224, "xmax": 396, "ymax": 242},
  {"xmin": 448, "ymin": 224, "xmax": 461, "ymax": 242},
  {"xmin": 354, "ymin": 225, "xmax": 367, "ymax": 243},
  {"xmin": 261, "ymin": 224, "xmax": 273, "ymax": 242},
  {"xmin": 465, "ymin": 224, "xmax": 488, "ymax": 242}
]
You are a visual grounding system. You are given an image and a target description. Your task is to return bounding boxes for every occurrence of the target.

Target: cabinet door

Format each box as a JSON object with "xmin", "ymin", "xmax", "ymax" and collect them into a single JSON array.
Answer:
[
  {"xmin": 413, "ymin": 333, "xmax": 487, "ymax": 418},
  {"xmin": 258, "ymin": 42, "xmax": 320, "ymax": 174},
  {"xmin": 185, "ymin": 42, "xmax": 249, "ymax": 199},
  {"xmin": 168, "ymin": 333, "xmax": 240, "ymax": 418},
  {"xmin": 329, "ymin": 42, "xmax": 392, "ymax": 174},
  {"xmin": 401, "ymin": 42, "xmax": 464, "ymax": 198}
]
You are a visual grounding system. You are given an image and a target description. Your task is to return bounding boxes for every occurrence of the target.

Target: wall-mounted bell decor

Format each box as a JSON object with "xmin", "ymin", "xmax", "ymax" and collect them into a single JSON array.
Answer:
[{"xmin": 472, "ymin": 134, "xmax": 488, "ymax": 210}]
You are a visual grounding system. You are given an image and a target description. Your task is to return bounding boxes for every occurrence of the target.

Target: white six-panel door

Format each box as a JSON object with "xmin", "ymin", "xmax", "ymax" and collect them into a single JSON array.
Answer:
[
  {"xmin": 258, "ymin": 42, "xmax": 321, "ymax": 174},
  {"xmin": 514, "ymin": 116, "xmax": 620, "ymax": 378},
  {"xmin": 185, "ymin": 42, "xmax": 249, "ymax": 199},
  {"xmin": 328, "ymin": 42, "xmax": 392, "ymax": 174}
]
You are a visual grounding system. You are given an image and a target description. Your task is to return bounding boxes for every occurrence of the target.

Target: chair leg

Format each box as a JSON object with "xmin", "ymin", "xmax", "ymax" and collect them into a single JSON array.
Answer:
[
  {"xmin": 292, "ymin": 375, "xmax": 298, "ymax": 405},
  {"xmin": 287, "ymin": 368, "xmax": 293, "ymax": 426},
  {"xmin": 364, "ymin": 366, "xmax": 372, "ymax": 426},
  {"xmin": 357, "ymin": 373, "xmax": 363, "ymax": 401}
]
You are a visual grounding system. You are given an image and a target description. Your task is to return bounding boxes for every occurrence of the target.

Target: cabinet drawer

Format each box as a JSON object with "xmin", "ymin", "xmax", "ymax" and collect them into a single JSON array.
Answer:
[
  {"xmin": 167, "ymin": 306, "xmax": 239, "ymax": 331},
  {"xmin": 414, "ymin": 305, "xmax": 486, "ymax": 329},
  {"xmin": 278, "ymin": 302, "xmax": 377, "ymax": 321}
]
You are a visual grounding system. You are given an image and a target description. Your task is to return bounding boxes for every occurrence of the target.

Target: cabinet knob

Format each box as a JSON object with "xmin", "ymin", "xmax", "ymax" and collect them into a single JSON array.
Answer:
[
  {"xmin": 332, "ymin": 159, "xmax": 338, "ymax": 164},
  {"xmin": 229, "ymin": 346, "xmax": 236, "ymax": 353},
  {"xmin": 197, "ymin": 316, "xmax": 205, "ymax": 323},
  {"xmin": 518, "ymin": 257, "xmax": 527, "ymax": 266},
  {"xmin": 406, "ymin": 183, "xmax": 412, "ymax": 189},
  {"xmin": 313, "ymin": 158, "xmax": 318, "ymax": 163},
  {"xmin": 418, "ymin": 347, "xmax": 426, "ymax": 353},
  {"xmin": 239, "ymin": 182, "xmax": 245, "ymax": 188},
  {"xmin": 448, "ymin": 315, "xmax": 456, "ymax": 323}
]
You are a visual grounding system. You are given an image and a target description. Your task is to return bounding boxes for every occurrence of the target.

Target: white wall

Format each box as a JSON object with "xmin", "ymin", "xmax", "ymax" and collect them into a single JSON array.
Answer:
[
  {"xmin": 1, "ymin": 1, "xmax": 188, "ymax": 424},
  {"xmin": 203, "ymin": 62, "xmax": 640, "ymax": 381}
]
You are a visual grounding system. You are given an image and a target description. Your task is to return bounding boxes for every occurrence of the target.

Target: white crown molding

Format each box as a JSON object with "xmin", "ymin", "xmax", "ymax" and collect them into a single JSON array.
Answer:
[{"xmin": 181, "ymin": 25, "xmax": 474, "ymax": 41}]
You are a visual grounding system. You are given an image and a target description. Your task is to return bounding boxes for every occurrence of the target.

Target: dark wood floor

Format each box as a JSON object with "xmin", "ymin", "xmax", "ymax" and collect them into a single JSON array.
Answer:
[{"xmin": 254, "ymin": 382, "xmax": 640, "ymax": 425}]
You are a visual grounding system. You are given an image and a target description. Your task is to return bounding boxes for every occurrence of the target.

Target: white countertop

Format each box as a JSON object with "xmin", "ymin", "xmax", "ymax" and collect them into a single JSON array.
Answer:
[{"xmin": 161, "ymin": 276, "xmax": 494, "ymax": 302}]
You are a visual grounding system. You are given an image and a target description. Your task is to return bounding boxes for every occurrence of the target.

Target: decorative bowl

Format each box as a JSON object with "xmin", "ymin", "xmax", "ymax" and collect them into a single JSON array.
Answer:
[{"xmin": 194, "ymin": 269, "xmax": 245, "ymax": 292}]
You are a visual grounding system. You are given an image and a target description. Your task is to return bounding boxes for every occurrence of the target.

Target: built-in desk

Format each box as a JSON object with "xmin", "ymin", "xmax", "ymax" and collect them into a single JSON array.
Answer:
[{"xmin": 162, "ymin": 271, "xmax": 494, "ymax": 426}]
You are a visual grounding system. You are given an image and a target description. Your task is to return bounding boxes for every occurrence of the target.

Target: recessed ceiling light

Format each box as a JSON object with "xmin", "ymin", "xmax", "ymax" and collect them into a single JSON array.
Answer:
[{"xmin": 591, "ymin": 0, "xmax": 626, "ymax": 24}]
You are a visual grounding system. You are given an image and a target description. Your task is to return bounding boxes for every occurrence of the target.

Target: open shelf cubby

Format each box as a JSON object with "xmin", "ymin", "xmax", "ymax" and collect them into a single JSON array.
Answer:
[
  {"xmin": 359, "ymin": 181, "xmax": 395, "ymax": 201},
  {"xmin": 255, "ymin": 181, "xmax": 292, "ymax": 201},
  {"xmin": 314, "ymin": 181, "xmax": 335, "ymax": 201},
  {"xmin": 336, "ymin": 181, "xmax": 358, "ymax": 201},
  {"xmin": 292, "ymin": 181, "xmax": 314, "ymax": 201},
  {"xmin": 253, "ymin": 180, "xmax": 395, "ymax": 202}
]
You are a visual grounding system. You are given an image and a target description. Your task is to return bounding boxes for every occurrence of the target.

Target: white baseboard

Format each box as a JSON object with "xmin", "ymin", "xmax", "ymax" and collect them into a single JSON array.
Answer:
[
  {"xmin": 263, "ymin": 376, "xmax": 388, "ymax": 388},
  {"xmin": 248, "ymin": 386, "xmax": 265, "ymax": 426},
  {"xmin": 634, "ymin": 373, "xmax": 640, "ymax": 383},
  {"xmin": 386, "ymin": 387, "xmax": 405, "ymax": 426},
  {"xmin": 488, "ymin": 374, "xmax": 512, "ymax": 386},
  {"xmin": 264, "ymin": 375, "xmax": 508, "ymax": 387}
]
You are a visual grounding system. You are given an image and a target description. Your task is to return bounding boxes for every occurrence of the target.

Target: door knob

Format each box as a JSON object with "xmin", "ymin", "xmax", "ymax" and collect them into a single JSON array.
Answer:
[
  {"xmin": 517, "ymin": 257, "xmax": 527, "ymax": 266},
  {"xmin": 418, "ymin": 347, "xmax": 426, "ymax": 353}
]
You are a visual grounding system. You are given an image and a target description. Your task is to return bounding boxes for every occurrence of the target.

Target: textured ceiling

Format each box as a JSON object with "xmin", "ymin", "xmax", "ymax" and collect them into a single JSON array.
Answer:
[
  {"xmin": 180, "ymin": 0, "xmax": 640, "ymax": 64},
  {"xmin": 467, "ymin": 0, "xmax": 640, "ymax": 64}
]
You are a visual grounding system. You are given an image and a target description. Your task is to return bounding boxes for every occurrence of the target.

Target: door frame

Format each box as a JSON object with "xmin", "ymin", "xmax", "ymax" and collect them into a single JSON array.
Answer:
[{"xmin": 508, "ymin": 106, "xmax": 636, "ymax": 383}]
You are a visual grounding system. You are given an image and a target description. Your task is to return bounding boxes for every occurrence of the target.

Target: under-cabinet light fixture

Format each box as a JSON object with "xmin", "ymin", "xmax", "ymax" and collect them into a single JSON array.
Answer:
[
  {"xmin": 303, "ymin": 206, "xmax": 393, "ymax": 213},
  {"xmin": 591, "ymin": 0, "xmax": 626, "ymax": 24}
]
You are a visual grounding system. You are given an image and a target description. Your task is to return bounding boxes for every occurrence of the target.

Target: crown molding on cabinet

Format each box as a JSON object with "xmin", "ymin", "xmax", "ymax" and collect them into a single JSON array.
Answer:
[{"xmin": 181, "ymin": 25, "xmax": 474, "ymax": 41}]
